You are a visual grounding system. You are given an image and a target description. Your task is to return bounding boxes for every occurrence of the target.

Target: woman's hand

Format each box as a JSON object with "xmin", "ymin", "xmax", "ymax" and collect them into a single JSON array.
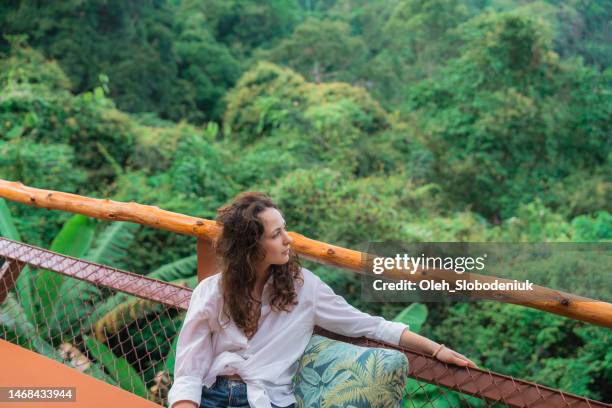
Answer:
[{"xmin": 434, "ymin": 345, "xmax": 478, "ymax": 368}]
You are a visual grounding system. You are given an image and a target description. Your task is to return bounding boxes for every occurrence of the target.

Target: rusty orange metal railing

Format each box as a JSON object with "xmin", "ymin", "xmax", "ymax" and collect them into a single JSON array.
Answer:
[{"xmin": 1, "ymin": 238, "xmax": 608, "ymax": 407}]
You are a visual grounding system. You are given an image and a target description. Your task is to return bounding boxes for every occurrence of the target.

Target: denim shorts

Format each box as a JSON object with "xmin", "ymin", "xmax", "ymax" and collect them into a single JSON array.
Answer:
[{"xmin": 199, "ymin": 376, "xmax": 295, "ymax": 408}]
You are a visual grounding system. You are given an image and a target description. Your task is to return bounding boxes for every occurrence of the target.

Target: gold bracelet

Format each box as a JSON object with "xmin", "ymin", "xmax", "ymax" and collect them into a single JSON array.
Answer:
[{"xmin": 432, "ymin": 344, "xmax": 445, "ymax": 358}]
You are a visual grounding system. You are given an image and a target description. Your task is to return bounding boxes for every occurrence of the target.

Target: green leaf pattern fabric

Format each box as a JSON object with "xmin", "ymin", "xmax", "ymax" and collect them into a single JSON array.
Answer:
[{"xmin": 293, "ymin": 335, "xmax": 408, "ymax": 408}]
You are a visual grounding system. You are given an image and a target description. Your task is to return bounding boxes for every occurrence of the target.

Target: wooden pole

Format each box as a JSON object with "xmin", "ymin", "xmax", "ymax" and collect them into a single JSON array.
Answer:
[
  {"xmin": 197, "ymin": 238, "xmax": 219, "ymax": 282},
  {"xmin": 1, "ymin": 179, "xmax": 611, "ymax": 328}
]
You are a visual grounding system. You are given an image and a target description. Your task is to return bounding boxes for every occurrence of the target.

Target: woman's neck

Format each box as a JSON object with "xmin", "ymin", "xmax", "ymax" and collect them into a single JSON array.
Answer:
[{"xmin": 252, "ymin": 265, "xmax": 271, "ymax": 301}]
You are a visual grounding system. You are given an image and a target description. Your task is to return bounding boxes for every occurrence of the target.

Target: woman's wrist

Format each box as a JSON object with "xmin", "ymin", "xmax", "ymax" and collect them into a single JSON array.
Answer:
[
  {"xmin": 400, "ymin": 330, "xmax": 446, "ymax": 357},
  {"xmin": 431, "ymin": 343, "xmax": 445, "ymax": 358}
]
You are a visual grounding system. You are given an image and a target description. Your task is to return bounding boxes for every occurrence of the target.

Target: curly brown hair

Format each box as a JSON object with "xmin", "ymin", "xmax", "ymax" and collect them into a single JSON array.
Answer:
[{"xmin": 215, "ymin": 192, "xmax": 302, "ymax": 339}]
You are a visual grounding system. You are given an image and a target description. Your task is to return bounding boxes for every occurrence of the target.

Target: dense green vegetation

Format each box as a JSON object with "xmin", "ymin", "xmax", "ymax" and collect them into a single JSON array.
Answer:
[{"xmin": 1, "ymin": 0, "xmax": 610, "ymax": 403}]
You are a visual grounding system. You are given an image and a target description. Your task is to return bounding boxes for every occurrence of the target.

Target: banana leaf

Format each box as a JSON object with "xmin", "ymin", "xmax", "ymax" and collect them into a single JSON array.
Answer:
[
  {"xmin": 49, "ymin": 221, "xmax": 137, "ymax": 339},
  {"xmin": 0, "ymin": 198, "xmax": 20, "ymax": 239},
  {"xmin": 393, "ymin": 303, "xmax": 428, "ymax": 333},
  {"xmin": 146, "ymin": 255, "xmax": 197, "ymax": 282},
  {"xmin": 49, "ymin": 222, "xmax": 140, "ymax": 336},
  {"xmin": 34, "ymin": 215, "xmax": 96, "ymax": 335},
  {"xmin": 84, "ymin": 335, "xmax": 148, "ymax": 398},
  {"xmin": 87, "ymin": 221, "xmax": 139, "ymax": 267}
]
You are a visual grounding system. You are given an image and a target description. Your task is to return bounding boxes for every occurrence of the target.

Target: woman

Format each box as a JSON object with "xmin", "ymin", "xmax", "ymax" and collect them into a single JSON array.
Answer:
[{"xmin": 168, "ymin": 192, "xmax": 476, "ymax": 408}]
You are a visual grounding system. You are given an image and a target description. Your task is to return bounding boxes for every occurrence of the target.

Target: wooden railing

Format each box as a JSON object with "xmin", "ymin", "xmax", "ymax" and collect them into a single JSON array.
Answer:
[{"xmin": 1, "ymin": 178, "xmax": 611, "ymax": 328}]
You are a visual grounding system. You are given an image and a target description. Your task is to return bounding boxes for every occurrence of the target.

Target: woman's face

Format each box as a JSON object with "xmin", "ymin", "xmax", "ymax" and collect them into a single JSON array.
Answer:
[{"xmin": 258, "ymin": 207, "xmax": 293, "ymax": 266}]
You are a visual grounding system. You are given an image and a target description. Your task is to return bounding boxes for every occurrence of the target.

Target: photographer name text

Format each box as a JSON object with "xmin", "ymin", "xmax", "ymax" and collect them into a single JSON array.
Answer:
[{"xmin": 372, "ymin": 279, "xmax": 534, "ymax": 292}]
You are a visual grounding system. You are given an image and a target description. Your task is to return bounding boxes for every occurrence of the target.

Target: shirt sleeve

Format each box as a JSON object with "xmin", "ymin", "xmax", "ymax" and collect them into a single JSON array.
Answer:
[
  {"xmin": 167, "ymin": 280, "xmax": 215, "ymax": 408},
  {"xmin": 313, "ymin": 276, "xmax": 409, "ymax": 346}
]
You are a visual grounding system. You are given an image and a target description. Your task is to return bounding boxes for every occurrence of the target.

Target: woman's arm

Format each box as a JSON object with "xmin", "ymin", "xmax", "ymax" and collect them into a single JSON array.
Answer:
[
  {"xmin": 313, "ymin": 277, "xmax": 407, "ymax": 345},
  {"xmin": 399, "ymin": 328, "xmax": 477, "ymax": 368},
  {"xmin": 312, "ymin": 275, "xmax": 477, "ymax": 368},
  {"xmin": 167, "ymin": 281, "xmax": 216, "ymax": 408}
]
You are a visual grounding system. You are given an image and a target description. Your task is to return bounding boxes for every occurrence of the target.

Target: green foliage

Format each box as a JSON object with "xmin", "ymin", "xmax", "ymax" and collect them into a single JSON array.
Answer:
[
  {"xmin": 47, "ymin": 215, "xmax": 97, "ymax": 259},
  {"xmin": 392, "ymin": 303, "xmax": 428, "ymax": 333},
  {"xmin": 404, "ymin": 11, "xmax": 610, "ymax": 219},
  {"xmin": 224, "ymin": 62, "xmax": 389, "ymax": 148},
  {"xmin": 0, "ymin": 44, "xmax": 137, "ymax": 192},
  {"xmin": 84, "ymin": 335, "xmax": 149, "ymax": 398},
  {"xmin": 0, "ymin": 294, "xmax": 65, "ymax": 363},
  {"xmin": 0, "ymin": 1, "xmax": 242, "ymax": 123},
  {"xmin": 202, "ymin": 0, "xmax": 303, "ymax": 53},
  {"xmin": 48, "ymin": 221, "xmax": 140, "ymax": 339},
  {"xmin": 401, "ymin": 211, "xmax": 493, "ymax": 242},
  {"xmin": 0, "ymin": 35, "xmax": 71, "ymax": 91},
  {"xmin": 547, "ymin": 168, "xmax": 612, "ymax": 218},
  {"xmin": 268, "ymin": 167, "xmax": 343, "ymax": 239},
  {"xmin": 226, "ymin": 131, "xmax": 318, "ymax": 189},
  {"xmin": 169, "ymin": 1, "xmax": 242, "ymax": 122},
  {"xmin": 109, "ymin": 188, "xmax": 202, "ymax": 280},
  {"xmin": 571, "ymin": 212, "xmax": 612, "ymax": 242},
  {"xmin": 270, "ymin": 168, "xmax": 450, "ymax": 246},
  {"xmin": 559, "ymin": 0, "xmax": 612, "ymax": 69},
  {"xmin": 491, "ymin": 199, "xmax": 572, "ymax": 242},
  {"xmin": 224, "ymin": 62, "xmax": 308, "ymax": 144},
  {"xmin": 383, "ymin": 0, "xmax": 468, "ymax": 80},
  {"xmin": 261, "ymin": 18, "xmax": 367, "ymax": 83},
  {"xmin": 493, "ymin": 0, "xmax": 612, "ymax": 70},
  {"xmin": 0, "ymin": 198, "xmax": 20, "ymax": 240},
  {"xmin": 146, "ymin": 255, "xmax": 197, "ymax": 282},
  {"xmin": 87, "ymin": 222, "xmax": 140, "ymax": 266},
  {"xmin": 0, "ymin": 212, "xmax": 138, "ymax": 389},
  {"xmin": 488, "ymin": 204, "xmax": 611, "ymax": 243},
  {"xmin": 0, "ymin": 141, "xmax": 87, "ymax": 191},
  {"xmin": 430, "ymin": 302, "xmax": 611, "ymax": 400},
  {"xmin": 164, "ymin": 133, "xmax": 239, "ymax": 213},
  {"xmin": 223, "ymin": 62, "xmax": 394, "ymax": 178},
  {"xmin": 303, "ymin": 81, "xmax": 389, "ymax": 133},
  {"xmin": 316, "ymin": 175, "xmax": 412, "ymax": 245},
  {"xmin": 33, "ymin": 215, "xmax": 97, "ymax": 333}
]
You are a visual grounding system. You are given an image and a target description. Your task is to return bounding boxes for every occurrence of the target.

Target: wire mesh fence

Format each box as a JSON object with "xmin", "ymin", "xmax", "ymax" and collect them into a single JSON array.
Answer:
[
  {"xmin": 0, "ymin": 238, "xmax": 608, "ymax": 408},
  {"xmin": 0, "ymin": 238, "xmax": 190, "ymax": 406}
]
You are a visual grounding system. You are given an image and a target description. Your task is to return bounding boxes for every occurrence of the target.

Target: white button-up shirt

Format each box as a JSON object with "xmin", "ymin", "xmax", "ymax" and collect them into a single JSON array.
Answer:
[{"xmin": 167, "ymin": 267, "xmax": 409, "ymax": 408}]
